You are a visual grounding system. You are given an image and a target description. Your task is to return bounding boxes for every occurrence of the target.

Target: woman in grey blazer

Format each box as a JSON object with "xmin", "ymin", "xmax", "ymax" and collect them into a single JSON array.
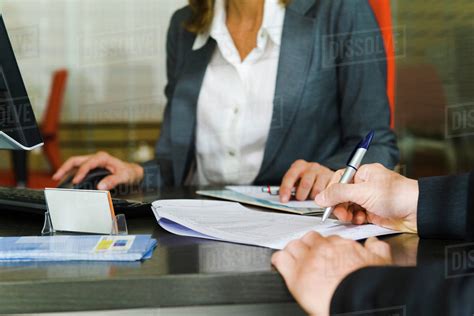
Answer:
[{"xmin": 54, "ymin": 0, "xmax": 399, "ymax": 201}]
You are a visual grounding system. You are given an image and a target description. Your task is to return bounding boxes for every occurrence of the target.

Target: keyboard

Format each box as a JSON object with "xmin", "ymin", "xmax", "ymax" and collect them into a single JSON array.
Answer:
[{"xmin": 0, "ymin": 186, "xmax": 152, "ymax": 217}]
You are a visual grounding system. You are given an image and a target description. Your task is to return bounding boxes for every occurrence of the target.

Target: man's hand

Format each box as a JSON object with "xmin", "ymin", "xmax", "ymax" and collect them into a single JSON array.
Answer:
[
  {"xmin": 315, "ymin": 163, "xmax": 419, "ymax": 233},
  {"xmin": 52, "ymin": 151, "xmax": 144, "ymax": 190},
  {"xmin": 280, "ymin": 160, "xmax": 334, "ymax": 203},
  {"xmin": 272, "ymin": 232, "xmax": 392, "ymax": 316}
]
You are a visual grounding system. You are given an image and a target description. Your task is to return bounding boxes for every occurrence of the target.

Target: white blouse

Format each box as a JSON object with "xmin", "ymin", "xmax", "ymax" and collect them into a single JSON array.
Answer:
[{"xmin": 192, "ymin": 0, "xmax": 285, "ymax": 185}]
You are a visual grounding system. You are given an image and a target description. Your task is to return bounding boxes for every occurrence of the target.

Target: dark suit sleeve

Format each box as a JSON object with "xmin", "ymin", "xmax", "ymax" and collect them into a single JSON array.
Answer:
[
  {"xmin": 417, "ymin": 172, "xmax": 474, "ymax": 240},
  {"xmin": 141, "ymin": 9, "xmax": 185, "ymax": 189},
  {"xmin": 330, "ymin": 265, "xmax": 474, "ymax": 315},
  {"xmin": 321, "ymin": 0, "xmax": 399, "ymax": 170},
  {"xmin": 330, "ymin": 172, "xmax": 474, "ymax": 314}
]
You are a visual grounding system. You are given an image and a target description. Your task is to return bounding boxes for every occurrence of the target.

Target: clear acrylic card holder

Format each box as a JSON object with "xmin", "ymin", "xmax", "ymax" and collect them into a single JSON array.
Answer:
[
  {"xmin": 41, "ymin": 188, "xmax": 128, "ymax": 236},
  {"xmin": 42, "ymin": 212, "xmax": 128, "ymax": 236}
]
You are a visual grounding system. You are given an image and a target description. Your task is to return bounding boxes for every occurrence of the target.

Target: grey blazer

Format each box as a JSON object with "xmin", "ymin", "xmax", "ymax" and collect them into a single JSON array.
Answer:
[{"xmin": 142, "ymin": 0, "xmax": 399, "ymax": 188}]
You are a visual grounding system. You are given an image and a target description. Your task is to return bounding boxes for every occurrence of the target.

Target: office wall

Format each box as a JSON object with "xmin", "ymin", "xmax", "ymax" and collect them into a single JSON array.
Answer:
[
  {"xmin": 395, "ymin": 0, "xmax": 474, "ymax": 176},
  {"xmin": 0, "ymin": 0, "xmax": 187, "ymax": 122},
  {"xmin": 4, "ymin": 0, "xmax": 471, "ymax": 125},
  {"xmin": 0, "ymin": 0, "xmax": 473, "ymax": 179},
  {"xmin": 397, "ymin": 0, "xmax": 474, "ymax": 104}
]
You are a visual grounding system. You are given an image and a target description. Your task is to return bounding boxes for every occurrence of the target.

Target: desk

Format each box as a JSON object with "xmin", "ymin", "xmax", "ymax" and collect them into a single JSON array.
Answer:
[{"xmin": 0, "ymin": 187, "xmax": 461, "ymax": 315}]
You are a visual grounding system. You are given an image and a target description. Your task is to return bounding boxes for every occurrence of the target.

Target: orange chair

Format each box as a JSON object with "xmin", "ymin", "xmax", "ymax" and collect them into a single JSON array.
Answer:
[
  {"xmin": 1, "ymin": 69, "xmax": 68, "ymax": 188},
  {"xmin": 396, "ymin": 64, "xmax": 456, "ymax": 176},
  {"xmin": 27, "ymin": 69, "xmax": 69, "ymax": 188},
  {"xmin": 368, "ymin": 0, "xmax": 396, "ymax": 128},
  {"xmin": 41, "ymin": 69, "xmax": 68, "ymax": 172}
]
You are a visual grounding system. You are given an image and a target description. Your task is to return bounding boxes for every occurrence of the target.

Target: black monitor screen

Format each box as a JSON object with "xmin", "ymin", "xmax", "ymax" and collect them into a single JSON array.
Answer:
[{"xmin": 0, "ymin": 15, "xmax": 43, "ymax": 150}]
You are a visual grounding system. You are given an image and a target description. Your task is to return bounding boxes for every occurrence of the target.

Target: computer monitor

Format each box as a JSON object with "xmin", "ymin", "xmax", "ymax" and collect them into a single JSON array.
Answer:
[{"xmin": 0, "ymin": 15, "xmax": 43, "ymax": 150}]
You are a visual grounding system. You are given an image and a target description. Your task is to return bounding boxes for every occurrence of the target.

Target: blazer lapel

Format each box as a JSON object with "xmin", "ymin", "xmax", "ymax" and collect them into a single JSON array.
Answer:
[
  {"xmin": 259, "ymin": 3, "xmax": 315, "ymax": 176},
  {"xmin": 170, "ymin": 38, "xmax": 216, "ymax": 185}
]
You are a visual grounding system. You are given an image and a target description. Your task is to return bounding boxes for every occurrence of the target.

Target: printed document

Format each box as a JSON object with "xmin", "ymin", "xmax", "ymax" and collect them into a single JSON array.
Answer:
[{"xmin": 152, "ymin": 200, "xmax": 397, "ymax": 249}]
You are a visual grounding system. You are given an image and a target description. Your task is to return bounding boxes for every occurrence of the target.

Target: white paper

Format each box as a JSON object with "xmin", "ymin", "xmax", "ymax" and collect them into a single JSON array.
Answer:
[
  {"xmin": 152, "ymin": 200, "xmax": 398, "ymax": 249},
  {"xmin": 226, "ymin": 185, "xmax": 321, "ymax": 209},
  {"xmin": 44, "ymin": 188, "xmax": 115, "ymax": 234}
]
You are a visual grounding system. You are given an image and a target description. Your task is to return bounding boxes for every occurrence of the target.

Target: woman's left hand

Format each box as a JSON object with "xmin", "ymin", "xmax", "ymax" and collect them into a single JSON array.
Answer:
[{"xmin": 279, "ymin": 160, "xmax": 334, "ymax": 202}]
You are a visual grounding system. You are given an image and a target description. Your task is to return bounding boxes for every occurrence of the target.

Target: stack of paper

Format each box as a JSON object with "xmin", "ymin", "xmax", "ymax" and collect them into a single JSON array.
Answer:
[
  {"xmin": 152, "ymin": 200, "xmax": 398, "ymax": 249},
  {"xmin": 0, "ymin": 235, "xmax": 157, "ymax": 262}
]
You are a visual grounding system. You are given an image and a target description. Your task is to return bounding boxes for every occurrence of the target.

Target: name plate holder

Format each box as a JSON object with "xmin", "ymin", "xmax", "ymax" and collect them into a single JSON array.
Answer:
[{"xmin": 41, "ymin": 189, "xmax": 128, "ymax": 236}]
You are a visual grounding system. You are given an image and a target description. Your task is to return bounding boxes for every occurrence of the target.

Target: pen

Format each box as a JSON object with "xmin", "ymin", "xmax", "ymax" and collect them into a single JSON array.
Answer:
[
  {"xmin": 321, "ymin": 130, "xmax": 375, "ymax": 222},
  {"xmin": 261, "ymin": 186, "xmax": 296, "ymax": 196}
]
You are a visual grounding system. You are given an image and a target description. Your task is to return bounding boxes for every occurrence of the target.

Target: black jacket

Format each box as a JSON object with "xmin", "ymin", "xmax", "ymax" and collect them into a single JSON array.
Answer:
[
  {"xmin": 141, "ymin": 0, "xmax": 399, "ymax": 188},
  {"xmin": 331, "ymin": 172, "xmax": 474, "ymax": 315}
]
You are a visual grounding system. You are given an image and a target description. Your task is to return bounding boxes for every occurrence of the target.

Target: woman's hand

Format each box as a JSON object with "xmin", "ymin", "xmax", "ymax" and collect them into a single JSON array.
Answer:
[
  {"xmin": 52, "ymin": 151, "xmax": 144, "ymax": 190},
  {"xmin": 272, "ymin": 232, "xmax": 392, "ymax": 316},
  {"xmin": 279, "ymin": 160, "xmax": 334, "ymax": 202},
  {"xmin": 315, "ymin": 163, "xmax": 419, "ymax": 233}
]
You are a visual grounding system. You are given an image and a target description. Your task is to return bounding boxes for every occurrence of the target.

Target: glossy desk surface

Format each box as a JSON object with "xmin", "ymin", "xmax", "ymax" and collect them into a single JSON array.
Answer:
[{"xmin": 0, "ymin": 187, "xmax": 459, "ymax": 313}]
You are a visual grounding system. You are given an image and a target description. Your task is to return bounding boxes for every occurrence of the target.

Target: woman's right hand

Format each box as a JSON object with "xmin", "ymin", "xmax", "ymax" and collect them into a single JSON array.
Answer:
[{"xmin": 52, "ymin": 151, "xmax": 144, "ymax": 190}]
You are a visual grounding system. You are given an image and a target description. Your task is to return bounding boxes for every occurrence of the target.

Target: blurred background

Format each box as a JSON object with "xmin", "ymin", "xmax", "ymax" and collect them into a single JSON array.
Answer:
[{"xmin": 0, "ymin": 0, "xmax": 473, "ymax": 187}]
